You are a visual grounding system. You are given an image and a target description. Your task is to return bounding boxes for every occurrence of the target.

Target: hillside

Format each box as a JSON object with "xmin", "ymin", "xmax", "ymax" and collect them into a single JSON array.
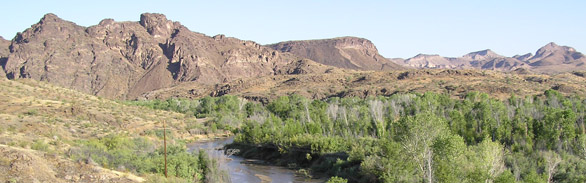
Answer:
[
  {"xmin": 527, "ymin": 42, "xmax": 586, "ymax": 72},
  {"xmin": 0, "ymin": 78, "xmax": 223, "ymax": 182},
  {"xmin": 141, "ymin": 69, "xmax": 586, "ymax": 102},
  {"xmin": 268, "ymin": 37, "xmax": 403, "ymax": 71}
]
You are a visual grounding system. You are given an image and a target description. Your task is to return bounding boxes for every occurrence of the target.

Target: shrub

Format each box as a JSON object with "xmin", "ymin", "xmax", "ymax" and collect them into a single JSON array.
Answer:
[
  {"xmin": 327, "ymin": 176, "xmax": 348, "ymax": 183},
  {"xmin": 31, "ymin": 140, "xmax": 49, "ymax": 151}
]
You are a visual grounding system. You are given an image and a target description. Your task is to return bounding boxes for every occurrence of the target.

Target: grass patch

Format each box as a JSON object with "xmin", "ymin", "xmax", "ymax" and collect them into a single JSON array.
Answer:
[{"xmin": 31, "ymin": 139, "xmax": 49, "ymax": 152}]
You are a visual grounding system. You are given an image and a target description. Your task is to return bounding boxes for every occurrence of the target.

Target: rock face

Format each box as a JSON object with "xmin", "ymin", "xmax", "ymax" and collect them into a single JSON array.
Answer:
[
  {"xmin": 393, "ymin": 43, "xmax": 583, "ymax": 73},
  {"xmin": 268, "ymin": 37, "xmax": 403, "ymax": 71},
  {"xmin": 0, "ymin": 36, "xmax": 9, "ymax": 56},
  {"xmin": 3, "ymin": 13, "xmax": 303, "ymax": 99},
  {"xmin": 0, "ymin": 36, "xmax": 9, "ymax": 78}
]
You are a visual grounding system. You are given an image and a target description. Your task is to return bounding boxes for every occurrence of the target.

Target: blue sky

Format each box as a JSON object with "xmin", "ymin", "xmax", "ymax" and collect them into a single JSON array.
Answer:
[{"xmin": 1, "ymin": 0, "xmax": 584, "ymax": 58}]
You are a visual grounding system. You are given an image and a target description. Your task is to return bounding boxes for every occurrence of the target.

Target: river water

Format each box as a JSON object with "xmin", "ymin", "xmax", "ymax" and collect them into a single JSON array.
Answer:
[{"xmin": 188, "ymin": 137, "xmax": 324, "ymax": 183}]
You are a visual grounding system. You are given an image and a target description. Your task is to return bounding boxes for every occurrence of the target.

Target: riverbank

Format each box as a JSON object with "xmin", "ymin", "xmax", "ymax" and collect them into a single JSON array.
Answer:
[
  {"xmin": 225, "ymin": 142, "xmax": 357, "ymax": 182},
  {"xmin": 189, "ymin": 137, "xmax": 325, "ymax": 183}
]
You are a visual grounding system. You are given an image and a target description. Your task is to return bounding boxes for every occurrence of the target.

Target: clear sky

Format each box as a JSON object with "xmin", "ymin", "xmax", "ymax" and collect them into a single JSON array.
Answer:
[{"xmin": 1, "ymin": 0, "xmax": 584, "ymax": 58}]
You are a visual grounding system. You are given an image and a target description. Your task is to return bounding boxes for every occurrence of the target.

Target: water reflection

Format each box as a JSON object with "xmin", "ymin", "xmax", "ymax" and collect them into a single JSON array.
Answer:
[{"xmin": 188, "ymin": 137, "xmax": 324, "ymax": 183}]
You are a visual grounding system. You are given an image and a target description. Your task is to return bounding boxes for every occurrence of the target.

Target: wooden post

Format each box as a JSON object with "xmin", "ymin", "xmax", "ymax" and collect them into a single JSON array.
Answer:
[{"xmin": 164, "ymin": 120, "xmax": 168, "ymax": 178}]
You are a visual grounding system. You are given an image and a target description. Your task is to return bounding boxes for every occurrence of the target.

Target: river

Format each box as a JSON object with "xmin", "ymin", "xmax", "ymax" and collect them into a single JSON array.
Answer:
[{"xmin": 188, "ymin": 137, "xmax": 325, "ymax": 183}]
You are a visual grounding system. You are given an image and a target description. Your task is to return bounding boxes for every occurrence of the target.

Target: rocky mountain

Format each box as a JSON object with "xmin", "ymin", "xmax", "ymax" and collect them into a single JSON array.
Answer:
[
  {"xmin": 461, "ymin": 49, "xmax": 502, "ymax": 60},
  {"xmin": 2, "ymin": 13, "xmax": 584, "ymax": 101},
  {"xmin": 0, "ymin": 36, "xmax": 8, "ymax": 56},
  {"xmin": 401, "ymin": 54, "xmax": 466, "ymax": 69},
  {"xmin": 267, "ymin": 37, "xmax": 403, "ymax": 71},
  {"xmin": 513, "ymin": 53, "xmax": 533, "ymax": 62},
  {"xmin": 0, "ymin": 36, "xmax": 9, "ymax": 78},
  {"xmin": 461, "ymin": 50, "xmax": 528, "ymax": 70},
  {"xmin": 392, "ymin": 43, "xmax": 583, "ymax": 72},
  {"xmin": 2, "ymin": 13, "xmax": 311, "ymax": 99},
  {"xmin": 526, "ymin": 42, "xmax": 586, "ymax": 72}
]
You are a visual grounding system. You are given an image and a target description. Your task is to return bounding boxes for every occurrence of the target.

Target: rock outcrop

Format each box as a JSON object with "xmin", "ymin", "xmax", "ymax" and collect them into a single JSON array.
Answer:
[
  {"xmin": 0, "ymin": 36, "xmax": 9, "ymax": 56},
  {"xmin": 268, "ymin": 37, "xmax": 403, "ymax": 71},
  {"xmin": 0, "ymin": 36, "xmax": 9, "ymax": 78},
  {"xmin": 2, "ymin": 13, "xmax": 304, "ymax": 99}
]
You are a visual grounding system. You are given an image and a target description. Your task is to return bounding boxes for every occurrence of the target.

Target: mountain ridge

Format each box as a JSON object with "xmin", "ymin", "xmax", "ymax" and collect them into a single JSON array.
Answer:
[
  {"xmin": 267, "ymin": 36, "xmax": 403, "ymax": 71},
  {"xmin": 391, "ymin": 42, "xmax": 585, "ymax": 72},
  {"xmin": 2, "ymin": 13, "xmax": 320, "ymax": 99},
  {"xmin": 1, "ymin": 13, "xmax": 585, "ymax": 101}
]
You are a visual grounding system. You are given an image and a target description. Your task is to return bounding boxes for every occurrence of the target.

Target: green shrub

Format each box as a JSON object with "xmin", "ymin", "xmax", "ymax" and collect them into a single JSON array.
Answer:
[
  {"xmin": 31, "ymin": 140, "xmax": 49, "ymax": 151},
  {"xmin": 70, "ymin": 134, "xmax": 226, "ymax": 182},
  {"xmin": 327, "ymin": 176, "xmax": 348, "ymax": 183}
]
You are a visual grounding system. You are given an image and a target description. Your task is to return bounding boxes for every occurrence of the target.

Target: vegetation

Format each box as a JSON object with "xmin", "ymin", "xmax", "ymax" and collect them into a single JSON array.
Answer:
[
  {"xmin": 127, "ymin": 90, "xmax": 586, "ymax": 182},
  {"xmin": 7, "ymin": 77, "xmax": 586, "ymax": 182},
  {"xmin": 0, "ymin": 79, "xmax": 231, "ymax": 182},
  {"xmin": 126, "ymin": 95, "xmax": 248, "ymax": 132},
  {"xmin": 70, "ymin": 134, "xmax": 230, "ymax": 182}
]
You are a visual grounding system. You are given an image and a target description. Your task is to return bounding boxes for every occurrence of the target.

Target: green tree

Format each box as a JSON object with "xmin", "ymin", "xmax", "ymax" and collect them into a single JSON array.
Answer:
[{"xmin": 397, "ymin": 112, "xmax": 448, "ymax": 183}]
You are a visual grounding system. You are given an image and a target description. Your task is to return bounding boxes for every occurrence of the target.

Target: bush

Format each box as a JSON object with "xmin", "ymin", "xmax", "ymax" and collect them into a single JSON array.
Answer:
[
  {"xmin": 31, "ymin": 140, "xmax": 49, "ymax": 151},
  {"xmin": 70, "ymin": 134, "xmax": 225, "ymax": 182},
  {"xmin": 327, "ymin": 176, "xmax": 348, "ymax": 183}
]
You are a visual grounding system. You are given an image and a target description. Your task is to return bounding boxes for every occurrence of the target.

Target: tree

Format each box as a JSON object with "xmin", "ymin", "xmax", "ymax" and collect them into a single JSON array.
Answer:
[
  {"xmin": 398, "ymin": 112, "xmax": 448, "ymax": 183},
  {"xmin": 368, "ymin": 99, "xmax": 385, "ymax": 137},
  {"xmin": 470, "ymin": 138, "xmax": 506, "ymax": 183},
  {"xmin": 432, "ymin": 134, "xmax": 467, "ymax": 183},
  {"xmin": 541, "ymin": 150, "xmax": 561, "ymax": 183}
]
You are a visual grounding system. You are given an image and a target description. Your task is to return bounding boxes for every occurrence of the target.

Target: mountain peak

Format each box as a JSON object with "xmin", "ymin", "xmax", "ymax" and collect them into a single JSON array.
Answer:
[
  {"xmin": 268, "ymin": 36, "xmax": 402, "ymax": 71},
  {"xmin": 534, "ymin": 42, "xmax": 576, "ymax": 58},
  {"xmin": 140, "ymin": 13, "xmax": 168, "ymax": 25},
  {"xmin": 473, "ymin": 49, "xmax": 494, "ymax": 55},
  {"xmin": 513, "ymin": 53, "xmax": 533, "ymax": 62},
  {"xmin": 139, "ymin": 13, "xmax": 178, "ymax": 37},
  {"xmin": 413, "ymin": 53, "xmax": 441, "ymax": 58},
  {"xmin": 463, "ymin": 49, "xmax": 502, "ymax": 60},
  {"xmin": 39, "ymin": 13, "xmax": 65, "ymax": 24},
  {"xmin": 546, "ymin": 42, "xmax": 559, "ymax": 47}
]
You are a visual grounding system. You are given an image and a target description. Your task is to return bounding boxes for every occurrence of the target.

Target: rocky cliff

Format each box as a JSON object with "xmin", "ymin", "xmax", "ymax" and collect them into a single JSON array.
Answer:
[
  {"xmin": 268, "ymin": 37, "xmax": 403, "ymax": 71},
  {"xmin": 0, "ymin": 37, "xmax": 9, "ymax": 78},
  {"xmin": 2, "ymin": 13, "xmax": 305, "ymax": 99}
]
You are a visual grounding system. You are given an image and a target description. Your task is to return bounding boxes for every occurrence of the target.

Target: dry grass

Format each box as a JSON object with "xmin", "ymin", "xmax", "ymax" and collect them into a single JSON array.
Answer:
[
  {"xmin": 0, "ymin": 78, "xmax": 225, "ymax": 182},
  {"xmin": 145, "ymin": 69, "xmax": 586, "ymax": 101}
]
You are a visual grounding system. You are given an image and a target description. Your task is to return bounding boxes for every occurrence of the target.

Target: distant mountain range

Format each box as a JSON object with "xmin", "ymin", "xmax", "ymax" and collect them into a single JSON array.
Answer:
[
  {"xmin": 0, "ymin": 13, "xmax": 584, "ymax": 100},
  {"xmin": 391, "ymin": 42, "xmax": 586, "ymax": 72}
]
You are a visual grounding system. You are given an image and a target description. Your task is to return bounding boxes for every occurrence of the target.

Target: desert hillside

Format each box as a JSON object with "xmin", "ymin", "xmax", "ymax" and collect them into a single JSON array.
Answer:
[{"xmin": 0, "ymin": 78, "xmax": 224, "ymax": 182}]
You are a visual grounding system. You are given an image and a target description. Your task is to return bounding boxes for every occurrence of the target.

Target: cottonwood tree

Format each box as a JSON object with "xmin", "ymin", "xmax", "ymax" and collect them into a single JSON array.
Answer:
[
  {"xmin": 432, "ymin": 134, "xmax": 467, "ymax": 183},
  {"xmin": 579, "ymin": 134, "xmax": 586, "ymax": 159},
  {"xmin": 541, "ymin": 150, "xmax": 562, "ymax": 183},
  {"xmin": 398, "ymin": 112, "xmax": 448, "ymax": 183},
  {"xmin": 470, "ymin": 138, "xmax": 506, "ymax": 183},
  {"xmin": 368, "ymin": 99, "xmax": 385, "ymax": 137}
]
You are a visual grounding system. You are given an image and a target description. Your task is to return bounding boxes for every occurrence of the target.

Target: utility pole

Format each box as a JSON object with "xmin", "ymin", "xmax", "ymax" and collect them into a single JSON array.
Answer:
[{"xmin": 164, "ymin": 120, "xmax": 168, "ymax": 178}]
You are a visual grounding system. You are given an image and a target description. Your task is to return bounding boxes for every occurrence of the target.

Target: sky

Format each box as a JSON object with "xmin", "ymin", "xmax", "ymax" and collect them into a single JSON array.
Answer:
[{"xmin": 0, "ymin": 0, "xmax": 584, "ymax": 58}]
